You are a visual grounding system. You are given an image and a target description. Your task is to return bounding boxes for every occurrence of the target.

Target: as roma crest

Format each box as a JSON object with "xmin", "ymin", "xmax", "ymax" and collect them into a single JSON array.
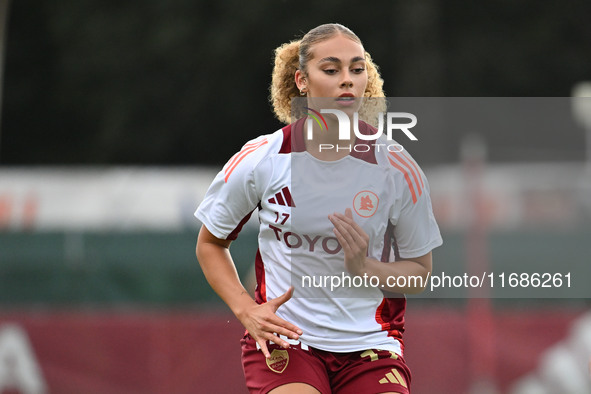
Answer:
[
  {"xmin": 353, "ymin": 190, "xmax": 379, "ymax": 218},
  {"xmin": 266, "ymin": 349, "xmax": 289, "ymax": 373}
]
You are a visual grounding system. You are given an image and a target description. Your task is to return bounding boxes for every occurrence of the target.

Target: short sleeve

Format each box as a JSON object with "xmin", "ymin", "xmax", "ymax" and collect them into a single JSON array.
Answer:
[
  {"xmin": 390, "ymin": 160, "xmax": 442, "ymax": 259},
  {"xmin": 194, "ymin": 137, "xmax": 268, "ymax": 240}
]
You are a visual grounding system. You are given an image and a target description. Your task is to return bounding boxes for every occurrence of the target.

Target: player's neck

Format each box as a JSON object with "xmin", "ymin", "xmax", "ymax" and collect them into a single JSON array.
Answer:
[{"xmin": 304, "ymin": 120, "xmax": 355, "ymax": 161}]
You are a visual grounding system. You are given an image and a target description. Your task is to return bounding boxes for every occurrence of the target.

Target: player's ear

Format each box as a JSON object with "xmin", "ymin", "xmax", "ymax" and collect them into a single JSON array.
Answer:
[{"xmin": 295, "ymin": 70, "xmax": 307, "ymax": 92}]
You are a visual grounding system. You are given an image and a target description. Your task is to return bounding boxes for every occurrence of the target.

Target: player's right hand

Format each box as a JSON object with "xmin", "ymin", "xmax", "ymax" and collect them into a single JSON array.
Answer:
[{"xmin": 237, "ymin": 286, "xmax": 303, "ymax": 359}]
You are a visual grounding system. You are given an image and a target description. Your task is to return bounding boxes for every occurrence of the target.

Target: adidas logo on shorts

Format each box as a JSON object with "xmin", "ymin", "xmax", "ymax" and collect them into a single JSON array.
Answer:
[{"xmin": 379, "ymin": 368, "xmax": 408, "ymax": 388}]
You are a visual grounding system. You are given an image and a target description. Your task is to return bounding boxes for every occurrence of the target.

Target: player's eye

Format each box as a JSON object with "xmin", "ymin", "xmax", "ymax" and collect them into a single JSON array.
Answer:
[
  {"xmin": 323, "ymin": 69, "xmax": 337, "ymax": 75},
  {"xmin": 352, "ymin": 67, "xmax": 366, "ymax": 74}
]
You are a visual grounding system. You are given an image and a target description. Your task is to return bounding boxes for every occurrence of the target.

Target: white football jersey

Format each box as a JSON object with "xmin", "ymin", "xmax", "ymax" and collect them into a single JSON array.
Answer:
[{"xmin": 195, "ymin": 118, "xmax": 442, "ymax": 355}]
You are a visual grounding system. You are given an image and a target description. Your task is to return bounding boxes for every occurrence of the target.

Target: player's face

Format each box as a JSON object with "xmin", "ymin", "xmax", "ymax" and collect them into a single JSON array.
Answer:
[{"xmin": 299, "ymin": 34, "xmax": 368, "ymax": 112}]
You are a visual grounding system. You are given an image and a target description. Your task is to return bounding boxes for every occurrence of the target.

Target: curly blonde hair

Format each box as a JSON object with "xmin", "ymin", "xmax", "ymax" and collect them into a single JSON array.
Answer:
[{"xmin": 270, "ymin": 23, "xmax": 386, "ymax": 125}]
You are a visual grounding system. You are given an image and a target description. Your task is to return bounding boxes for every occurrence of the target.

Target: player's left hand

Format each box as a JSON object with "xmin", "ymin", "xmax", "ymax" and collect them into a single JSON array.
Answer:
[{"xmin": 329, "ymin": 208, "xmax": 369, "ymax": 276}]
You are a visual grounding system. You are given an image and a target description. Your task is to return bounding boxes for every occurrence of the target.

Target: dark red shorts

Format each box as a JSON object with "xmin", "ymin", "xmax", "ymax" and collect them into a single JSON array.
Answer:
[{"xmin": 241, "ymin": 334, "xmax": 411, "ymax": 394}]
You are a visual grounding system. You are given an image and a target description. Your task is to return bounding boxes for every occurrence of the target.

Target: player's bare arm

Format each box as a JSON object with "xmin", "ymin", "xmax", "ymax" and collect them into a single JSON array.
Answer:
[
  {"xmin": 196, "ymin": 225, "xmax": 302, "ymax": 358},
  {"xmin": 329, "ymin": 209, "xmax": 432, "ymax": 294}
]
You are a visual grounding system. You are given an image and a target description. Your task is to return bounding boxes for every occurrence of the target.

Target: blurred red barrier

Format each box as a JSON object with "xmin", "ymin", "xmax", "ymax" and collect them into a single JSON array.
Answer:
[
  {"xmin": 0, "ymin": 310, "xmax": 248, "ymax": 394},
  {"xmin": 0, "ymin": 306, "xmax": 585, "ymax": 394}
]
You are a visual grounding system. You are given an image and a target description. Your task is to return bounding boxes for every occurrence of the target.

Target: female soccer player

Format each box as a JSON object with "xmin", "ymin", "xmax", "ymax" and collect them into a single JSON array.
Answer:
[{"xmin": 195, "ymin": 23, "xmax": 442, "ymax": 394}]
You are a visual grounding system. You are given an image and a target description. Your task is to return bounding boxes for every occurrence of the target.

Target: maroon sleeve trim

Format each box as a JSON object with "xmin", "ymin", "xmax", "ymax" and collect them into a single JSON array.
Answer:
[{"xmin": 226, "ymin": 207, "xmax": 256, "ymax": 241}]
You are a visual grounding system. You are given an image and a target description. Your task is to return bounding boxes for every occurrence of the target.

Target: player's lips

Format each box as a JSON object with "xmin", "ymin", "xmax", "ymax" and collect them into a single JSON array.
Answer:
[{"xmin": 335, "ymin": 93, "xmax": 357, "ymax": 106}]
